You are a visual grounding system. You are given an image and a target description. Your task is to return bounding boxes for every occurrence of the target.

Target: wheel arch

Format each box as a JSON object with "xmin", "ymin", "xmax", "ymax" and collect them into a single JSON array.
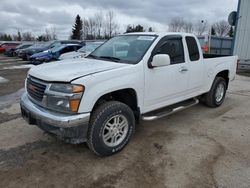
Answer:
[
  {"xmin": 215, "ymin": 70, "xmax": 229, "ymax": 89},
  {"xmin": 92, "ymin": 88, "xmax": 140, "ymax": 122}
]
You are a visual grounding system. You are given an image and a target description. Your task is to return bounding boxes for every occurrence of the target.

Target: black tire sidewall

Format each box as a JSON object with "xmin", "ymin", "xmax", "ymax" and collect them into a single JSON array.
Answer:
[
  {"xmin": 88, "ymin": 102, "xmax": 135, "ymax": 156},
  {"xmin": 211, "ymin": 78, "xmax": 227, "ymax": 106}
]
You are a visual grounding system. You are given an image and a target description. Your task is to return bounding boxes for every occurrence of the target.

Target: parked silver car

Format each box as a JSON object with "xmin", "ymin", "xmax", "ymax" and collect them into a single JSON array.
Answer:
[{"xmin": 59, "ymin": 41, "xmax": 104, "ymax": 60}]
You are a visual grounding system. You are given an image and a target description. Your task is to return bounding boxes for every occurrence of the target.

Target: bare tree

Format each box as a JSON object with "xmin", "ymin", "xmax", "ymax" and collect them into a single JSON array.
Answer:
[
  {"xmin": 196, "ymin": 20, "xmax": 208, "ymax": 35},
  {"xmin": 105, "ymin": 11, "xmax": 118, "ymax": 38},
  {"xmin": 50, "ymin": 27, "xmax": 57, "ymax": 40},
  {"xmin": 183, "ymin": 22, "xmax": 193, "ymax": 33},
  {"xmin": 12, "ymin": 34, "xmax": 19, "ymax": 41},
  {"xmin": 73, "ymin": 11, "xmax": 119, "ymax": 40},
  {"xmin": 88, "ymin": 17, "xmax": 97, "ymax": 39},
  {"xmin": 212, "ymin": 20, "xmax": 230, "ymax": 37},
  {"xmin": 12, "ymin": 30, "xmax": 22, "ymax": 41},
  {"xmin": 22, "ymin": 32, "xmax": 35, "ymax": 41},
  {"xmin": 82, "ymin": 18, "xmax": 89, "ymax": 39},
  {"xmin": 44, "ymin": 29, "xmax": 51, "ymax": 41},
  {"xmin": 95, "ymin": 13, "xmax": 103, "ymax": 39},
  {"xmin": 168, "ymin": 17, "xmax": 185, "ymax": 32},
  {"xmin": 44, "ymin": 27, "xmax": 57, "ymax": 41}
]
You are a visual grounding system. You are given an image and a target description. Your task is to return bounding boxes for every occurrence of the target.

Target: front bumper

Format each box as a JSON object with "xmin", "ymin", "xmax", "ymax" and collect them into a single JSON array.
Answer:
[{"xmin": 20, "ymin": 93, "xmax": 90, "ymax": 143}]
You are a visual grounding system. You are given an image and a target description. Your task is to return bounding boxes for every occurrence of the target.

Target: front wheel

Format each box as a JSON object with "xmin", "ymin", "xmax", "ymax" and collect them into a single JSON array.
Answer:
[
  {"xmin": 87, "ymin": 101, "xmax": 135, "ymax": 156},
  {"xmin": 203, "ymin": 77, "xmax": 227, "ymax": 107}
]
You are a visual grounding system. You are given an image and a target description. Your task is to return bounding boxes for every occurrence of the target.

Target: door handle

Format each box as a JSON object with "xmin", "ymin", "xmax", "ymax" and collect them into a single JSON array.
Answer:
[{"xmin": 179, "ymin": 67, "xmax": 188, "ymax": 73}]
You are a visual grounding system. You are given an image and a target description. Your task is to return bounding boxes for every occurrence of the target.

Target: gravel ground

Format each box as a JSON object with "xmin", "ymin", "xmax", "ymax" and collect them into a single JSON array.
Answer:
[
  {"xmin": 0, "ymin": 54, "xmax": 250, "ymax": 188},
  {"xmin": 0, "ymin": 55, "xmax": 28, "ymax": 96}
]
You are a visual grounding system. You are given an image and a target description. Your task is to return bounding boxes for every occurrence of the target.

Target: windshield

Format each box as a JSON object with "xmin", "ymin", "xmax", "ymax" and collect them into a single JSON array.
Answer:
[
  {"xmin": 41, "ymin": 41, "xmax": 60, "ymax": 48},
  {"xmin": 16, "ymin": 43, "xmax": 32, "ymax": 49},
  {"xmin": 15, "ymin": 44, "xmax": 24, "ymax": 48},
  {"xmin": 28, "ymin": 43, "xmax": 44, "ymax": 48},
  {"xmin": 78, "ymin": 42, "xmax": 103, "ymax": 53},
  {"xmin": 50, "ymin": 45, "xmax": 64, "ymax": 53},
  {"xmin": 88, "ymin": 35, "xmax": 156, "ymax": 64}
]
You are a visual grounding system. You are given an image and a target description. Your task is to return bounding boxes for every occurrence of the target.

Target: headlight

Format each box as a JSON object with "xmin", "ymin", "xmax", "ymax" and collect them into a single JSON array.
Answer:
[
  {"xmin": 50, "ymin": 83, "xmax": 84, "ymax": 93},
  {"xmin": 45, "ymin": 84, "xmax": 85, "ymax": 113}
]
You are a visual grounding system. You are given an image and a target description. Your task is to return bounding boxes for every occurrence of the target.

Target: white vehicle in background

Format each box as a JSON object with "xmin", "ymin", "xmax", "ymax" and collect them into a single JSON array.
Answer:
[
  {"xmin": 59, "ymin": 41, "xmax": 104, "ymax": 60},
  {"xmin": 21, "ymin": 32, "xmax": 237, "ymax": 156}
]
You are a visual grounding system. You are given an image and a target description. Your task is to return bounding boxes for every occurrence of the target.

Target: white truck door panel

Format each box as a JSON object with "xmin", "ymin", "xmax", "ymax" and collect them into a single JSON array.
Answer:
[
  {"xmin": 144, "ymin": 63, "xmax": 189, "ymax": 107},
  {"xmin": 144, "ymin": 36, "xmax": 189, "ymax": 110},
  {"xmin": 185, "ymin": 36, "xmax": 205, "ymax": 93}
]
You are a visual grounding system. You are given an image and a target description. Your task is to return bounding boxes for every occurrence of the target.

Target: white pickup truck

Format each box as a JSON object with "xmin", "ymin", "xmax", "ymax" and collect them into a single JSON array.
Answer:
[{"xmin": 20, "ymin": 32, "xmax": 238, "ymax": 156}]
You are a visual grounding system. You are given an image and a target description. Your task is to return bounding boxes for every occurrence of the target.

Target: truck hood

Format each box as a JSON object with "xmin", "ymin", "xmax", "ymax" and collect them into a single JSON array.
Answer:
[{"xmin": 28, "ymin": 58, "xmax": 129, "ymax": 82}]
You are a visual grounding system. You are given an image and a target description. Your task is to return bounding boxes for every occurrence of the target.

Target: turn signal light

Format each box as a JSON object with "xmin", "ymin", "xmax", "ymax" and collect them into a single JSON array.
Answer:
[
  {"xmin": 70, "ymin": 99, "xmax": 81, "ymax": 112},
  {"xmin": 72, "ymin": 85, "xmax": 85, "ymax": 93}
]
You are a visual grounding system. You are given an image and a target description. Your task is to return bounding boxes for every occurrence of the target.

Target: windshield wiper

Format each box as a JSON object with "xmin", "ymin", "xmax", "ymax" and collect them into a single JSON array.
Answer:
[
  {"xmin": 87, "ymin": 54, "xmax": 98, "ymax": 59},
  {"xmin": 99, "ymin": 56, "xmax": 121, "ymax": 62}
]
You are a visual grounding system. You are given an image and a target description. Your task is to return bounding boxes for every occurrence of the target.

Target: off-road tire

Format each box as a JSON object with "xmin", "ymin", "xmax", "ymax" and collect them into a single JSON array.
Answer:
[
  {"xmin": 87, "ymin": 101, "xmax": 135, "ymax": 156},
  {"xmin": 203, "ymin": 77, "xmax": 227, "ymax": 107}
]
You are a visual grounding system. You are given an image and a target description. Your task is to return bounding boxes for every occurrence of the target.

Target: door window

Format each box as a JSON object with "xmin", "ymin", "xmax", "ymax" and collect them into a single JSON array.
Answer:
[
  {"xmin": 155, "ymin": 39, "xmax": 184, "ymax": 64},
  {"xmin": 186, "ymin": 36, "xmax": 200, "ymax": 61},
  {"xmin": 75, "ymin": 46, "xmax": 82, "ymax": 51},
  {"xmin": 61, "ymin": 46, "xmax": 73, "ymax": 54}
]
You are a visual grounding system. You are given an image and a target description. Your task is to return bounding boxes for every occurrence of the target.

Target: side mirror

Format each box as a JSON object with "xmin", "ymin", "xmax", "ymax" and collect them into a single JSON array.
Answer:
[{"xmin": 151, "ymin": 54, "xmax": 170, "ymax": 67}]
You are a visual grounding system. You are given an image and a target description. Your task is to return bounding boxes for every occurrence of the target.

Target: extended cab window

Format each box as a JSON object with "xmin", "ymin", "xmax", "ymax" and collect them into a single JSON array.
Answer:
[
  {"xmin": 155, "ymin": 39, "xmax": 184, "ymax": 64},
  {"xmin": 186, "ymin": 36, "xmax": 200, "ymax": 61}
]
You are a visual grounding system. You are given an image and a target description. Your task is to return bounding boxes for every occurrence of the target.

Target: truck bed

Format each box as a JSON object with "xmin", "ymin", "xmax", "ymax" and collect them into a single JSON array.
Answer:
[{"xmin": 203, "ymin": 53, "xmax": 230, "ymax": 59}]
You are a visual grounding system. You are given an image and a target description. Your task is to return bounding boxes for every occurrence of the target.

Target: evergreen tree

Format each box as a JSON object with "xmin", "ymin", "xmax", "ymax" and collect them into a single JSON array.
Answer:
[
  {"xmin": 126, "ymin": 24, "xmax": 144, "ymax": 33},
  {"xmin": 148, "ymin": 27, "xmax": 153, "ymax": 32},
  {"xmin": 71, "ymin": 15, "xmax": 83, "ymax": 40},
  {"xmin": 17, "ymin": 31, "xmax": 22, "ymax": 41},
  {"xmin": 211, "ymin": 27, "xmax": 216, "ymax": 36},
  {"xmin": 228, "ymin": 26, "xmax": 234, "ymax": 37},
  {"xmin": 7, "ymin": 34, "xmax": 12, "ymax": 41}
]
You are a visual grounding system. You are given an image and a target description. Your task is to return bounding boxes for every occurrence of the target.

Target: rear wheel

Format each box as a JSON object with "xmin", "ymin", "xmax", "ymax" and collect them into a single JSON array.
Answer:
[
  {"xmin": 87, "ymin": 101, "xmax": 135, "ymax": 156},
  {"xmin": 203, "ymin": 77, "xmax": 227, "ymax": 107}
]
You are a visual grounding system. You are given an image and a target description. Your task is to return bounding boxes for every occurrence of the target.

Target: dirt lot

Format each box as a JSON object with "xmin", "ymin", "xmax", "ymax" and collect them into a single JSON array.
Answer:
[{"xmin": 0, "ymin": 54, "xmax": 250, "ymax": 188}]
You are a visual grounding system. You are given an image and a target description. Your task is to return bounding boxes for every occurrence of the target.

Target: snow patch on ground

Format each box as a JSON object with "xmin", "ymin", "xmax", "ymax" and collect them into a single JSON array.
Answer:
[
  {"xmin": 3, "ymin": 65, "xmax": 34, "ymax": 69},
  {"xmin": 0, "ymin": 76, "xmax": 9, "ymax": 83}
]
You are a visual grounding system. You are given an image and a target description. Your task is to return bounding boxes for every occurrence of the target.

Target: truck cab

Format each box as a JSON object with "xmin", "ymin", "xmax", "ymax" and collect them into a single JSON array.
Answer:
[{"xmin": 20, "ymin": 32, "xmax": 238, "ymax": 156}]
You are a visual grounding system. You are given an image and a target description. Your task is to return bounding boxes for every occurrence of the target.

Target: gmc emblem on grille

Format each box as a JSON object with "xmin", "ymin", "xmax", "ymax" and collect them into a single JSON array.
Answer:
[{"xmin": 28, "ymin": 84, "xmax": 37, "ymax": 92}]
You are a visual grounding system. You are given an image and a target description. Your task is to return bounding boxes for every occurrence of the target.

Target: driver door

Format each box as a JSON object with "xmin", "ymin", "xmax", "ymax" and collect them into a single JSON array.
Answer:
[{"xmin": 143, "ymin": 36, "xmax": 189, "ymax": 112}]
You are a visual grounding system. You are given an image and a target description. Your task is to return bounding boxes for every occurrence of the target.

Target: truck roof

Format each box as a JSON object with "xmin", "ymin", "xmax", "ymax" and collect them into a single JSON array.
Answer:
[{"xmin": 123, "ymin": 32, "xmax": 196, "ymax": 37}]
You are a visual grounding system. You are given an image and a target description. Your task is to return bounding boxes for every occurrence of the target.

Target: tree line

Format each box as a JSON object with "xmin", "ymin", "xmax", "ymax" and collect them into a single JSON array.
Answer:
[
  {"xmin": 0, "ymin": 14, "xmax": 234, "ymax": 42},
  {"xmin": 0, "ymin": 27, "xmax": 57, "ymax": 41},
  {"xmin": 71, "ymin": 11, "xmax": 119, "ymax": 40},
  {"xmin": 168, "ymin": 17, "xmax": 234, "ymax": 37}
]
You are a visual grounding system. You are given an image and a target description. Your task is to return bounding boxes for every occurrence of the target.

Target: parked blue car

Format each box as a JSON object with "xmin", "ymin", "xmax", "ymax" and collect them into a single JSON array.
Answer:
[
  {"xmin": 19, "ymin": 40, "xmax": 83, "ymax": 61},
  {"xmin": 29, "ymin": 44, "xmax": 83, "ymax": 65}
]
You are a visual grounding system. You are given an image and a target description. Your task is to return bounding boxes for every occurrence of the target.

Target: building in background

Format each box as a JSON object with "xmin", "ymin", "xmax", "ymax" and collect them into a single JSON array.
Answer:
[{"xmin": 233, "ymin": 0, "xmax": 250, "ymax": 70}]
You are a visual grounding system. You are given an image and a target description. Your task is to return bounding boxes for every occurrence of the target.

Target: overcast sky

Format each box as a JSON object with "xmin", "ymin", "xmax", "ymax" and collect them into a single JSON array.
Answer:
[{"xmin": 0, "ymin": 0, "xmax": 238, "ymax": 39}]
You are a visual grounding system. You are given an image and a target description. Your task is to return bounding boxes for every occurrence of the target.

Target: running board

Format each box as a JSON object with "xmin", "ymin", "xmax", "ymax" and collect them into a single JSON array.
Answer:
[{"xmin": 142, "ymin": 98, "xmax": 199, "ymax": 121}]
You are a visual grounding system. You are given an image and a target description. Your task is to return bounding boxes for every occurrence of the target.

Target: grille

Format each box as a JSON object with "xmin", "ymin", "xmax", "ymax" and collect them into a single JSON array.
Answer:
[{"xmin": 26, "ymin": 76, "xmax": 46, "ymax": 102}]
